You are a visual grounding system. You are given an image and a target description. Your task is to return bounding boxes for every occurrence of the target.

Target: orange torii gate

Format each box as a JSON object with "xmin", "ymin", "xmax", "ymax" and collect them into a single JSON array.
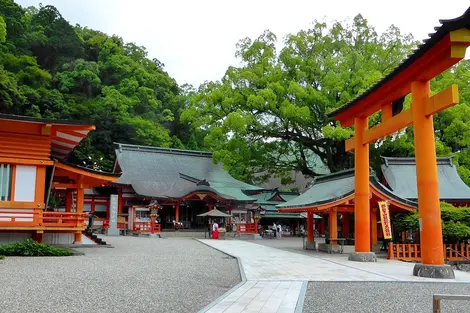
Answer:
[{"xmin": 328, "ymin": 9, "xmax": 470, "ymax": 278}]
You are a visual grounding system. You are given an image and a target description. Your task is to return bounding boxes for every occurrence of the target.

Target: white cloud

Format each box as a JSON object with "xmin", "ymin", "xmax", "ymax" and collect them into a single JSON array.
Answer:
[{"xmin": 15, "ymin": 0, "xmax": 470, "ymax": 87}]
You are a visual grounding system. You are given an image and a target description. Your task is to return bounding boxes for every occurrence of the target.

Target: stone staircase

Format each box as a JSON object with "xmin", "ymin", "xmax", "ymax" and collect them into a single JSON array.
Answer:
[{"xmin": 83, "ymin": 229, "xmax": 107, "ymax": 245}]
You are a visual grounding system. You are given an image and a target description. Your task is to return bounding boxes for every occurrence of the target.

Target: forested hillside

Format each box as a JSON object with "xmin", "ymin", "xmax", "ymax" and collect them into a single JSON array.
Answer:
[
  {"xmin": 1, "ymin": 0, "xmax": 470, "ymax": 186},
  {"xmin": 0, "ymin": 0, "xmax": 204, "ymax": 171}
]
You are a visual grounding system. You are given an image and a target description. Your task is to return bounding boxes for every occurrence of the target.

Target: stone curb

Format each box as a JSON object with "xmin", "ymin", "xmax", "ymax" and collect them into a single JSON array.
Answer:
[
  {"xmin": 195, "ymin": 239, "xmax": 247, "ymax": 313},
  {"xmin": 295, "ymin": 281, "xmax": 308, "ymax": 313}
]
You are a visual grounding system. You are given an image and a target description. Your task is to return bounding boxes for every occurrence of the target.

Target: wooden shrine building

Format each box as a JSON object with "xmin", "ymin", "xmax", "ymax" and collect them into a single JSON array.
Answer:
[
  {"xmin": 109, "ymin": 143, "xmax": 263, "ymax": 233},
  {"xmin": 277, "ymin": 169, "xmax": 417, "ymax": 249},
  {"xmin": 253, "ymin": 190, "xmax": 307, "ymax": 235},
  {"xmin": 326, "ymin": 8, "xmax": 470, "ymax": 278},
  {"xmin": 0, "ymin": 114, "xmax": 119, "ymax": 245}
]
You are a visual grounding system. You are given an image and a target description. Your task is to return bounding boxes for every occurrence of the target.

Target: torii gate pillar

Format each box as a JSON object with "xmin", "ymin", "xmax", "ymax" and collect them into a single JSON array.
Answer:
[
  {"xmin": 411, "ymin": 81, "xmax": 454, "ymax": 278},
  {"xmin": 348, "ymin": 116, "xmax": 377, "ymax": 262}
]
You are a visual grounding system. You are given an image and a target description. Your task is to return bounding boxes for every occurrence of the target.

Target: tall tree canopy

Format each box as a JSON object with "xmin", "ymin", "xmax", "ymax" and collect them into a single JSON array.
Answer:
[
  {"xmin": 183, "ymin": 15, "xmax": 470, "ymax": 184},
  {"xmin": 183, "ymin": 16, "xmax": 416, "ymax": 181},
  {"xmin": 0, "ymin": 0, "xmax": 202, "ymax": 170}
]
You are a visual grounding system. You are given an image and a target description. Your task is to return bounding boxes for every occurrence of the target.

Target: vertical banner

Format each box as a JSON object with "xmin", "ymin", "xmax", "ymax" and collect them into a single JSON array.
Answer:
[
  {"xmin": 378, "ymin": 201, "xmax": 392, "ymax": 239},
  {"xmin": 106, "ymin": 194, "xmax": 120, "ymax": 236}
]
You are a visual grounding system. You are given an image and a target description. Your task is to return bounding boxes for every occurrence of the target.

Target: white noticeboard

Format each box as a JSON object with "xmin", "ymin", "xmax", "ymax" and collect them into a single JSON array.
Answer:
[
  {"xmin": 106, "ymin": 194, "xmax": 120, "ymax": 236},
  {"xmin": 14, "ymin": 165, "xmax": 37, "ymax": 202}
]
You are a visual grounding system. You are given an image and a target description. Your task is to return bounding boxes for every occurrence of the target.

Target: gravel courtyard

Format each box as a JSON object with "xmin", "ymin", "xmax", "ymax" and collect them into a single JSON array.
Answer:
[
  {"xmin": 0, "ymin": 236, "xmax": 240, "ymax": 313},
  {"xmin": 304, "ymin": 281, "xmax": 470, "ymax": 312}
]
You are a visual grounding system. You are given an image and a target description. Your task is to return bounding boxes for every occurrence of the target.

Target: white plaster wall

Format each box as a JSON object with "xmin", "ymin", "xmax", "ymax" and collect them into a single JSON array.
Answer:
[
  {"xmin": 14, "ymin": 165, "xmax": 36, "ymax": 202},
  {"xmin": 0, "ymin": 232, "xmax": 32, "ymax": 245},
  {"xmin": 43, "ymin": 233, "xmax": 74, "ymax": 245}
]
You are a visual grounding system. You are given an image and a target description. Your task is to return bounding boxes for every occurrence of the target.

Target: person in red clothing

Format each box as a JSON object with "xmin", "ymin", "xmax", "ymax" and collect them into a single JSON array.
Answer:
[{"xmin": 212, "ymin": 220, "xmax": 219, "ymax": 240}]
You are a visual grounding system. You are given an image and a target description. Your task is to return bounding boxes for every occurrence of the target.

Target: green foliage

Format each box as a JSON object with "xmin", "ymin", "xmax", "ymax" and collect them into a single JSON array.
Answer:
[
  {"xmin": 0, "ymin": 1, "xmax": 202, "ymax": 170},
  {"xmin": 0, "ymin": 15, "xmax": 6, "ymax": 42},
  {"xmin": 393, "ymin": 202, "xmax": 470, "ymax": 242},
  {"xmin": 442, "ymin": 222, "xmax": 470, "ymax": 243},
  {"xmin": 186, "ymin": 15, "xmax": 416, "ymax": 180},
  {"xmin": 0, "ymin": 239, "xmax": 73, "ymax": 256}
]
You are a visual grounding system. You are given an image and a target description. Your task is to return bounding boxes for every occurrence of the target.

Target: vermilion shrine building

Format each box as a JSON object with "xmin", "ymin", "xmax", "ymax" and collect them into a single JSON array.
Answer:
[
  {"xmin": 89, "ymin": 144, "xmax": 264, "ymax": 234},
  {"xmin": 277, "ymin": 168, "xmax": 417, "ymax": 249},
  {"xmin": 0, "ymin": 114, "xmax": 119, "ymax": 245}
]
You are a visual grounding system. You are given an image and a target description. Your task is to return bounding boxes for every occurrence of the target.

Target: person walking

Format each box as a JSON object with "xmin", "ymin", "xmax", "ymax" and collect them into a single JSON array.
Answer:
[{"xmin": 212, "ymin": 220, "xmax": 219, "ymax": 240}]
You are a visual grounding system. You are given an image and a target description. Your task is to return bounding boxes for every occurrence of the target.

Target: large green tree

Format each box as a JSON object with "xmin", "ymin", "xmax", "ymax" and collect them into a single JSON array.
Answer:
[{"xmin": 183, "ymin": 16, "xmax": 416, "ymax": 181}]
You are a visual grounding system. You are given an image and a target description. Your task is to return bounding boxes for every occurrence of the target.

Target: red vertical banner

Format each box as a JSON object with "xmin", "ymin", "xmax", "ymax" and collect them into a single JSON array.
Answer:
[{"xmin": 378, "ymin": 201, "xmax": 392, "ymax": 239}]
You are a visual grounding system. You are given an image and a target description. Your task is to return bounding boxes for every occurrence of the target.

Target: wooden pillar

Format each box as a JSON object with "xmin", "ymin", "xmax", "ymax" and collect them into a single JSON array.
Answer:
[
  {"xmin": 342, "ymin": 213, "xmax": 350, "ymax": 238},
  {"xmin": 354, "ymin": 116, "xmax": 370, "ymax": 252},
  {"xmin": 329, "ymin": 209, "xmax": 338, "ymax": 240},
  {"xmin": 32, "ymin": 231, "xmax": 43, "ymax": 243},
  {"xmin": 175, "ymin": 202, "xmax": 180, "ymax": 223},
  {"xmin": 74, "ymin": 232, "xmax": 82, "ymax": 243},
  {"xmin": 411, "ymin": 81, "xmax": 444, "ymax": 266},
  {"xmin": 35, "ymin": 166, "xmax": 46, "ymax": 203},
  {"xmin": 74, "ymin": 176, "xmax": 84, "ymax": 244},
  {"xmin": 208, "ymin": 203, "xmax": 213, "ymax": 211},
  {"xmin": 65, "ymin": 191, "xmax": 73, "ymax": 212},
  {"xmin": 320, "ymin": 216, "xmax": 326, "ymax": 235},
  {"xmin": 370, "ymin": 208, "xmax": 378, "ymax": 245},
  {"xmin": 307, "ymin": 212, "xmax": 314, "ymax": 243},
  {"xmin": 117, "ymin": 188, "xmax": 123, "ymax": 214}
]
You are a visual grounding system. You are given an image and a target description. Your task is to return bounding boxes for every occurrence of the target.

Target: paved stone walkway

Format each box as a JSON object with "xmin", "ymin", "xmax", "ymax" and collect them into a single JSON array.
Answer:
[{"xmin": 198, "ymin": 239, "xmax": 470, "ymax": 313}]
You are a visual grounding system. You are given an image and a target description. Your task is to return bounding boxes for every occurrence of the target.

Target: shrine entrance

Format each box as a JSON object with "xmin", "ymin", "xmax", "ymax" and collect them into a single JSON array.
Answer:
[{"xmin": 328, "ymin": 10, "xmax": 470, "ymax": 278}]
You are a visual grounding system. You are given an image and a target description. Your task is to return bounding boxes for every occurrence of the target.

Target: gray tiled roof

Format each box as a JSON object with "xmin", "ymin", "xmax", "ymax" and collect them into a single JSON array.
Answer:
[
  {"xmin": 277, "ymin": 168, "xmax": 417, "ymax": 209},
  {"xmin": 115, "ymin": 143, "xmax": 262, "ymax": 201},
  {"xmin": 381, "ymin": 156, "xmax": 470, "ymax": 202}
]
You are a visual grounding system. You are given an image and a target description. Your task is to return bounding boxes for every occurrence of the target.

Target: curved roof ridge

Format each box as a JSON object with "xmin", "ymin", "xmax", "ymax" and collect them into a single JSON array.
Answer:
[
  {"xmin": 381, "ymin": 156, "xmax": 455, "ymax": 166},
  {"xmin": 115, "ymin": 142, "xmax": 213, "ymax": 158},
  {"xmin": 314, "ymin": 168, "xmax": 355, "ymax": 183}
]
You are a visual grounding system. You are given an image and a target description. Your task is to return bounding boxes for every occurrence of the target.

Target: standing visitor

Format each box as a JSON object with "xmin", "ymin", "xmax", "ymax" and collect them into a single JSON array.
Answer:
[
  {"xmin": 212, "ymin": 220, "xmax": 219, "ymax": 240},
  {"xmin": 272, "ymin": 222, "xmax": 277, "ymax": 239},
  {"xmin": 278, "ymin": 224, "xmax": 282, "ymax": 239}
]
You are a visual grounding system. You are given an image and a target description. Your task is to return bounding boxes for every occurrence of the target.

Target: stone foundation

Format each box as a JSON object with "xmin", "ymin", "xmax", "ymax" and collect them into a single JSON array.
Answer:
[
  {"xmin": 304, "ymin": 241, "xmax": 316, "ymax": 250},
  {"xmin": 348, "ymin": 251, "xmax": 377, "ymax": 262},
  {"xmin": 239, "ymin": 233, "xmax": 262, "ymax": 240},
  {"xmin": 413, "ymin": 263, "xmax": 455, "ymax": 279}
]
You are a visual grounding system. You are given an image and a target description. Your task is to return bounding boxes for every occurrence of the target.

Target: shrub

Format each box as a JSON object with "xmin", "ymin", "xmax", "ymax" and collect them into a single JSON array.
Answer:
[
  {"xmin": 392, "ymin": 202, "xmax": 470, "ymax": 243},
  {"xmin": 442, "ymin": 221, "xmax": 470, "ymax": 243},
  {"xmin": 0, "ymin": 239, "xmax": 73, "ymax": 256}
]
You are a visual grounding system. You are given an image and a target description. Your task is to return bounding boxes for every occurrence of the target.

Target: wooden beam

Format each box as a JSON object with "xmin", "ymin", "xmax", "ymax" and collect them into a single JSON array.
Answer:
[
  {"xmin": 364, "ymin": 110, "xmax": 413, "ymax": 145},
  {"xmin": 52, "ymin": 183, "xmax": 78, "ymax": 189},
  {"xmin": 41, "ymin": 124, "xmax": 52, "ymax": 136},
  {"xmin": 345, "ymin": 110, "xmax": 413, "ymax": 152},
  {"xmin": 382, "ymin": 103, "xmax": 393, "ymax": 122},
  {"xmin": 424, "ymin": 84, "xmax": 459, "ymax": 117},
  {"xmin": 345, "ymin": 85, "xmax": 459, "ymax": 152},
  {"xmin": 0, "ymin": 201, "xmax": 44, "ymax": 209},
  {"xmin": 0, "ymin": 157, "xmax": 53, "ymax": 166}
]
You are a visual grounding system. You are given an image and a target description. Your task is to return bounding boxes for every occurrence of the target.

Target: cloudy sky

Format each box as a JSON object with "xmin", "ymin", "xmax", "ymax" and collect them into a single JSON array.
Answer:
[{"xmin": 16, "ymin": 0, "xmax": 470, "ymax": 87}]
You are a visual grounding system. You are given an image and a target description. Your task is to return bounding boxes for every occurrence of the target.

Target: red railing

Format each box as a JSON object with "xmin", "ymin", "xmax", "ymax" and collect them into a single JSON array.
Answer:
[
  {"xmin": 41, "ymin": 212, "xmax": 87, "ymax": 228},
  {"xmin": 238, "ymin": 223, "xmax": 257, "ymax": 234},
  {"xmin": 388, "ymin": 243, "xmax": 470, "ymax": 261},
  {"xmin": 133, "ymin": 222, "xmax": 161, "ymax": 233},
  {"xmin": 0, "ymin": 209, "xmax": 39, "ymax": 227},
  {"xmin": 0, "ymin": 209, "xmax": 86, "ymax": 230}
]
